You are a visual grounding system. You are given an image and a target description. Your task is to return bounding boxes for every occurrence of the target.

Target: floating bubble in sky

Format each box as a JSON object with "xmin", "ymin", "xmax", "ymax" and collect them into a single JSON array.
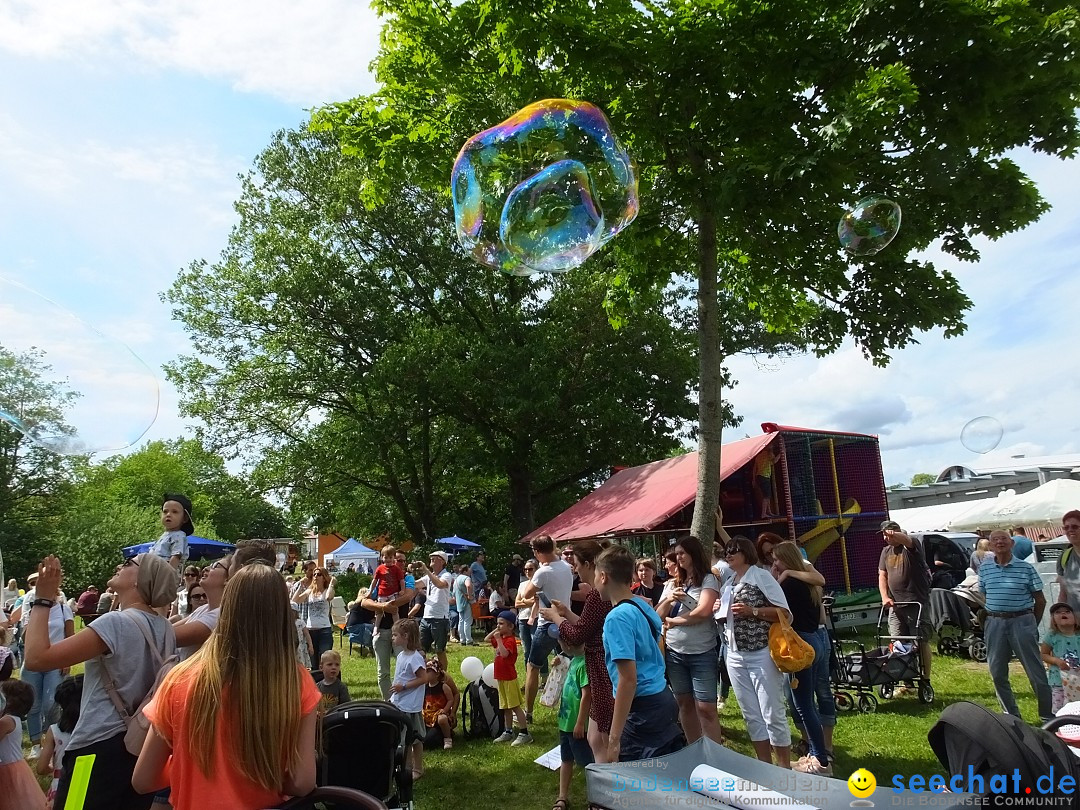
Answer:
[
  {"xmin": 960, "ymin": 416, "xmax": 1003, "ymax": 455},
  {"xmin": 451, "ymin": 99, "xmax": 638, "ymax": 275},
  {"xmin": 838, "ymin": 196, "xmax": 902, "ymax": 256},
  {"xmin": 0, "ymin": 275, "xmax": 159, "ymax": 455}
]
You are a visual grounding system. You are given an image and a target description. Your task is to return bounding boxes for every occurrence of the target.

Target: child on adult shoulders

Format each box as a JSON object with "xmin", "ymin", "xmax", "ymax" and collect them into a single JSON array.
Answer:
[
  {"xmin": 390, "ymin": 618, "xmax": 428, "ymax": 780},
  {"xmin": 487, "ymin": 610, "xmax": 533, "ymax": 746},
  {"xmin": 317, "ymin": 650, "xmax": 351, "ymax": 712},
  {"xmin": 553, "ymin": 637, "xmax": 592, "ymax": 810}
]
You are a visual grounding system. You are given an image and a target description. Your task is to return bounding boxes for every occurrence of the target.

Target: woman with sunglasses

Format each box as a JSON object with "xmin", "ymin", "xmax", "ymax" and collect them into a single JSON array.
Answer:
[
  {"xmin": 514, "ymin": 560, "xmax": 546, "ymax": 679},
  {"xmin": 24, "ymin": 552, "xmax": 179, "ymax": 810},
  {"xmin": 173, "ymin": 557, "xmax": 230, "ymax": 660},
  {"xmin": 172, "ymin": 568, "xmax": 201, "ymax": 618},
  {"xmin": 655, "ymin": 536, "xmax": 723, "ymax": 746},
  {"xmin": 720, "ymin": 536, "xmax": 792, "ymax": 768},
  {"xmin": 292, "ymin": 567, "xmax": 337, "ymax": 668}
]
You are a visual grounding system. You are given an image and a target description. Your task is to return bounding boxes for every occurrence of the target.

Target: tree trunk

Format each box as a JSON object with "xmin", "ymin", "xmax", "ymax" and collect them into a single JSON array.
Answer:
[
  {"xmin": 507, "ymin": 464, "xmax": 535, "ymax": 538},
  {"xmin": 690, "ymin": 196, "xmax": 722, "ymax": 545}
]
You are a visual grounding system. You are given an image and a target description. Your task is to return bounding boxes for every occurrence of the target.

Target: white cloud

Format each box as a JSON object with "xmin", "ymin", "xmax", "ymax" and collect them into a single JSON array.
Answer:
[
  {"xmin": 0, "ymin": 0, "xmax": 382, "ymax": 104},
  {"xmin": 725, "ymin": 153, "xmax": 1080, "ymax": 486}
]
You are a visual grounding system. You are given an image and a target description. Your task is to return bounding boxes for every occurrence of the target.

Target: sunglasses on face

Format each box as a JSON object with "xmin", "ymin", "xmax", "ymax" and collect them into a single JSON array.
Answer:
[
  {"xmin": 190, "ymin": 592, "xmax": 208, "ymax": 601},
  {"xmin": 123, "ymin": 558, "xmax": 139, "ymax": 568},
  {"xmin": 210, "ymin": 561, "xmax": 228, "ymax": 572},
  {"xmin": 725, "ymin": 547, "xmax": 744, "ymax": 556},
  {"xmin": 184, "ymin": 571, "xmax": 198, "ymax": 578}
]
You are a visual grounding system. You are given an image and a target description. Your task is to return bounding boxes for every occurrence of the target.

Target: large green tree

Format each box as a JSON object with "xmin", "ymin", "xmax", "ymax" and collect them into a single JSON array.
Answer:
[
  {"xmin": 0, "ymin": 346, "xmax": 79, "ymax": 585},
  {"xmin": 315, "ymin": 0, "xmax": 1080, "ymax": 542},
  {"xmin": 166, "ymin": 128, "xmax": 702, "ymax": 539}
]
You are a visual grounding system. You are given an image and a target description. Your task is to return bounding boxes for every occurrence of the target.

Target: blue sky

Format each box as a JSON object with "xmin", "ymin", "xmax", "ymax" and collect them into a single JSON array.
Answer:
[{"xmin": 0, "ymin": 1, "xmax": 1077, "ymax": 484}]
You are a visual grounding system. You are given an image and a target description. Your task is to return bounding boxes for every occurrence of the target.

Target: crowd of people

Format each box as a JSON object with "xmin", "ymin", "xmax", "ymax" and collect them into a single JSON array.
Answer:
[{"xmin": 2, "ymin": 490, "xmax": 1077, "ymax": 810}]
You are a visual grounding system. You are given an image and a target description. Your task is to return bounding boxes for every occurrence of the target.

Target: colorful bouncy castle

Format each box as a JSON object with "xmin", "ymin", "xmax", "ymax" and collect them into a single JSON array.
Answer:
[{"xmin": 523, "ymin": 423, "xmax": 890, "ymax": 593}]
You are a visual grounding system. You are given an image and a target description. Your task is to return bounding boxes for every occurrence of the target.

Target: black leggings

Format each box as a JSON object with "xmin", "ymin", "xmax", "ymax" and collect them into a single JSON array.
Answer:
[{"xmin": 52, "ymin": 732, "xmax": 154, "ymax": 810}]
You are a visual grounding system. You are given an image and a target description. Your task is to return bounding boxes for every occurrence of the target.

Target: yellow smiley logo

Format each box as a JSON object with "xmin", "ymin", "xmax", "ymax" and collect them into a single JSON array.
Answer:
[{"xmin": 848, "ymin": 768, "xmax": 876, "ymax": 798}]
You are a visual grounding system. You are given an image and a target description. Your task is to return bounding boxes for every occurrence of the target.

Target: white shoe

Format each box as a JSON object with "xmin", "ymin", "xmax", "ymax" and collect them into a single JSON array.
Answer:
[
  {"xmin": 511, "ymin": 731, "xmax": 534, "ymax": 746},
  {"xmin": 494, "ymin": 731, "xmax": 515, "ymax": 743},
  {"xmin": 28, "ymin": 744, "xmax": 41, "ymax": 760},
  {"xmin": 792, "ymin": 756, "xmax": 832, "ymax": 776}
]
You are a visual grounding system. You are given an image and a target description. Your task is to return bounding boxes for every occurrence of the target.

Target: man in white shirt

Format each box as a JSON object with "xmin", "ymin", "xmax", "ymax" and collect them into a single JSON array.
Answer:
[
  {"xmin": 415, "ymin": 551, "xmax": 452, "ymax": 671},
  {"xmin": 518, "ymin": 534, "xmax": 574, "ymax": 721}
]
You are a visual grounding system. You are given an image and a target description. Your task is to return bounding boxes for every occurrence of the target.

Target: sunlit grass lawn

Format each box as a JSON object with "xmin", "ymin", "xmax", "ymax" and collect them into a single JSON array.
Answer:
[{"xmin": 335, "ymin": 630, "xmax": 1038, "ymax": 810}]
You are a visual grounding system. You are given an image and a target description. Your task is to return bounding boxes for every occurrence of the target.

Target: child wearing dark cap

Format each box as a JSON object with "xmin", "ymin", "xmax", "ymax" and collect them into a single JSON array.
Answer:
[
  {"xmin": 486, "ymin": 610, "xmax": 533, "ymax": 746},
  {"xmin": 155, "ymin": 493, "xmax": 195, "ymax": 570},
  {"xmin": 1041, "ymin": 602, "xmax": 1080, "ymax": 712}
]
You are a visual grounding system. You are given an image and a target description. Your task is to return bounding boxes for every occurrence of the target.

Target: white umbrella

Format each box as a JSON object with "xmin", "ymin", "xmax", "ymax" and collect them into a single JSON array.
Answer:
[{"xmin": 948, "ymin": 478, "xmax": 1080, "ymax": 531}]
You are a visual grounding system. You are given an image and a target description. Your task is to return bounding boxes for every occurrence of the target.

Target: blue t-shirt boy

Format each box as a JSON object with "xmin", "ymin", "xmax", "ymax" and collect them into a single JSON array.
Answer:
[{"xmin": 603, "ymin": 597, "xmax": 667, "ymax": 698}]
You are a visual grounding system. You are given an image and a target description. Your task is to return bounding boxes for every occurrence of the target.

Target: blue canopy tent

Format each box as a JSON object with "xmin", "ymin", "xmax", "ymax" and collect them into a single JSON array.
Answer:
[
  {"xmin": 436, "ymin": 535, "xmax": 482, "ymax": 551},
  {"xmin": 122, "ymin": 536, "xmax": 236, "ymax": 560}
]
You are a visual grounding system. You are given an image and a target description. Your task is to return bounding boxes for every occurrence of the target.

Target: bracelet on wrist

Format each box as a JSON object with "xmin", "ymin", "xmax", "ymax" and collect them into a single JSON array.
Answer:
[{"xmin": 32, "ymin": 598, "xmax": 56, "ymax": 609}]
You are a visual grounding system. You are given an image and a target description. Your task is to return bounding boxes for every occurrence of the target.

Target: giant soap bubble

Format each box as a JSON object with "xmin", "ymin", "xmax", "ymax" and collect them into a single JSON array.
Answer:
[
  {"xmin": 838, "ymin": 196, "xmax": 901, "ymax": 256},
  {"xmin": 451, "ymin": 99, "xmax": 638, "ymax": 275},
  {"xmin": 961, "ymin": 416, "xmax": 1003, "ymax": 455},
  {"xmin": 0, "ymin": 275, "xmax": 159, "ymax": 455}
]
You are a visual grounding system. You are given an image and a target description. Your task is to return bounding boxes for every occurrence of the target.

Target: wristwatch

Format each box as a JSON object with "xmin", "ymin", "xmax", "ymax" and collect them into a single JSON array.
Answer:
[
  {"xmin": 752, "ymin": 607, "xmax": 759, "ymax": 618},
  {"xmin": 32, "ymin": 598, "xmax": 56, "ymax": 609}
]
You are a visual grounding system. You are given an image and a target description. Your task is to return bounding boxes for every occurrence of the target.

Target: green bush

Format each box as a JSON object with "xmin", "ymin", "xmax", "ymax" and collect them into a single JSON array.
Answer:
[{"xmin": 331, "ymin": 571, "xmax": 371, "ymax": 600}]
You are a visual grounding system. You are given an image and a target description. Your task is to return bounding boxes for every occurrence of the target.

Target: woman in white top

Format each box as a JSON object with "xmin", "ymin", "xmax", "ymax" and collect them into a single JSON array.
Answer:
[
  {"xmin": 11, "ymin": 573, "xmax": 74, "ymax": 756},
  {"xmin": 173, "ymin": 556, "xmax": 228, "ymax": 659},
  {"xmin": 720, "ymin": 535, "xmax": 792, "ymax": 768},
  {"xmin": 293, "ymin": 566, "xmax": 336, "ymax": 666},
  {"xmin": 655, "ymin": 535, "xmax": 723, "ymax": 745}
]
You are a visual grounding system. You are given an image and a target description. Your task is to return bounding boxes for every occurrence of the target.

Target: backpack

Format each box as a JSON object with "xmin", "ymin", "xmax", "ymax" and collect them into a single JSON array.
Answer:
[
  {"xmin": 460, "ymin": 680, "xmax": 504, "ymax": 739},
  {"xmin": 99, "ymin": 611, "xmax": 179, "ymax": 755},
  {"xmin": 928, "ymin": 701, "xmax": 1080, "ymax": 792}
]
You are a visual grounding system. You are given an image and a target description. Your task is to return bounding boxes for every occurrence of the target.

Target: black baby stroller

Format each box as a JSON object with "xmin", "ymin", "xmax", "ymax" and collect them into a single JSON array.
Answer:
[
  {"xmin": 928, "ymin": 579, "xmax": 987, "ymax": 662},
  {"xmin": 272, "ymin": 787, "xmax": 389, "ymax": 810},
  {"xmin": 319, "ymin": 701, "xmax": 414, "ymax": 810},
  {"xmin": 830, "ymin": 601, "xmax": 934, "ymax": 712}
]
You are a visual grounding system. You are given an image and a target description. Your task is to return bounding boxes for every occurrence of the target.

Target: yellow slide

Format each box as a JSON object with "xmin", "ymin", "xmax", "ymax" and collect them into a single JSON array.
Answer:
[{"xmin": 797, "ymin": 498, "xmax": 861, "ymax": 561}]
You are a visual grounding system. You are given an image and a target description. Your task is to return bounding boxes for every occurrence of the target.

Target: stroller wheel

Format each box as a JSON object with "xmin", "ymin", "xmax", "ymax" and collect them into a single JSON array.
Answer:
[
  {"xmin": 918, "ymin": 681, "xmax": 935, "ymax": 704},
  {"xmin": 969, "ymin": 639, "xmax": 987, "ymax": 662},
  {"xmin": 834, "ymin": 692, "xmax": 854, "ymax": 711},
  {"xmin": 878, "ymin": 684, "xmax": 894, "ymax": 700},
  {"xmin": 857, "ymin": 694, "xmax": 877, "ymax": 713}
]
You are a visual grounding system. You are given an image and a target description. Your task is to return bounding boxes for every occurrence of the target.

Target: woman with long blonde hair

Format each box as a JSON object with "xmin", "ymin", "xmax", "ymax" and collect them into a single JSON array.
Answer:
[{"xmin": 133, "ymin": 564, "xmax": 320, "ymax": 809}]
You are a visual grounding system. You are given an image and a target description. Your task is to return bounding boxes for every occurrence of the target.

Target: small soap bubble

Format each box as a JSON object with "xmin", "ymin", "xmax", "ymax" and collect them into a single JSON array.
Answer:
[
  {"xmin": 451, "ymin": 99, "xmax": 638, "ymax": 274},
  {"xmin": 838, "ymin": 195, "xmax": 901, "ymax": 256},
  {"xmin": 0, "ymin": 275, "xmax": 159, "ymax": 455},
  {"xmin": 960, "ymin": 416, "xmax": 1003, "ymax": 455}
]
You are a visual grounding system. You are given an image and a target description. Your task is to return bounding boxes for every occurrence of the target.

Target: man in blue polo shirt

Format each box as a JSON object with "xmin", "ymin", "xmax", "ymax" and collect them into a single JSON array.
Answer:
[{"xmin": 978, "ymin": 529, "xmax": 1052, "ymax": 722}]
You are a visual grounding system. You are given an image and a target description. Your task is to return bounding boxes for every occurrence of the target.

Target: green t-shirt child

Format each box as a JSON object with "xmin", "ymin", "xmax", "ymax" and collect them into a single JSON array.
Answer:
[{"xmin": 558, "ymin": 654, "xmax": 589, "ymax": 733}]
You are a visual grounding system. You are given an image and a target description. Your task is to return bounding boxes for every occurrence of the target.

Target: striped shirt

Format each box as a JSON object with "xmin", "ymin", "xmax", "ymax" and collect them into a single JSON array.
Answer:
[{"xmin": 978, "ymin": 556, "xmax": 1042, "ymax": 613}]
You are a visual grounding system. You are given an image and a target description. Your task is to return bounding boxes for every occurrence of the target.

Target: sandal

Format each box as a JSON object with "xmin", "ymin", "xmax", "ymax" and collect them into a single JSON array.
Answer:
[{"xmin": 552, "ymin": 799, "xmax": 570, "ymax": 810}]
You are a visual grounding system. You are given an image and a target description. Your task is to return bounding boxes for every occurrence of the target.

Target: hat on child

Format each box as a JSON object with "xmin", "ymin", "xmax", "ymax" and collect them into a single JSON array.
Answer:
[{"xmin": 498, "ymin": 610, "xmax": 517, "ymax": 625}]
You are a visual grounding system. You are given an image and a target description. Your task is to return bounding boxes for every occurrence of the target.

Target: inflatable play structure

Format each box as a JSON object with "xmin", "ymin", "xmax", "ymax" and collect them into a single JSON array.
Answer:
[{"xmin": 523, "ymin": 424, "xmax": 890, "ymax": 593}]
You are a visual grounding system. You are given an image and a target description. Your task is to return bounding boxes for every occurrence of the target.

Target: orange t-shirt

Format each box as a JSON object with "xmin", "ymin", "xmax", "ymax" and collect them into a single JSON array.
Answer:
[{"xmin": 144, "ymin": 663, "xmax": 321, "ymax": 810}]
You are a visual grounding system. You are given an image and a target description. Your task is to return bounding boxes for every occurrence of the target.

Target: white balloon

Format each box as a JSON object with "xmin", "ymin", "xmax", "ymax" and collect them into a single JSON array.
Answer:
[
  {"xmin": 482, "ymin": 662, "xmax": 497, "ymax": 688},
  {"xmin": 461, "ymin": 656, "xmax": 485, "ymax": 683}
]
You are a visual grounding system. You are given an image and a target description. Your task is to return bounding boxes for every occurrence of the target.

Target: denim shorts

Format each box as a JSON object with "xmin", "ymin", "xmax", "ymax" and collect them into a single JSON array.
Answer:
[
  {"xmin": 666, "ymin": 648, "xmax": 719, "ymax": 703},
  {"xmin": 559, "ymin": 730, "xmax": 595, "ymax": 767},
  {"xmin": 528, "ymin": 623, "xmax": 561, "ymax": 668}
]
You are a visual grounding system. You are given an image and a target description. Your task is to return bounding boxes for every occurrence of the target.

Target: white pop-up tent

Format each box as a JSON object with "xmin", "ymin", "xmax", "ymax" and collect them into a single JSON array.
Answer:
[
  {"xmin": 948, "ymin": 478, "xmax": 1080, "ymax": 531},
  {"xmin": 324, "ymin": 538, "xmax": 379, "ymax": 568}
]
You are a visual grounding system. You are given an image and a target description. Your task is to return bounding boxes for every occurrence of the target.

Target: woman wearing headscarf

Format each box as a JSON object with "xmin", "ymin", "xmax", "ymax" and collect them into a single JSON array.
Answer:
[{"xmin": 24, "ymin": 552, "xmax": 179, "ymax": 810}]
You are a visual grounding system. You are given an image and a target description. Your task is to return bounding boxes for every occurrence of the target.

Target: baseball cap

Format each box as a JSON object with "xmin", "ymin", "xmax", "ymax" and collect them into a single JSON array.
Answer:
[
  {"xmin": 498, "ymin": 610, "xmax": 517, "ymax": 624},
  {"xmin": 512, "ymin": 553, "xmax": 523, "ymax": 562},
  {"xmin": 429, "ymin": 550, "xmax": 449, "ymax": 562},
  {"xmin": 1051, "ymin": 602, "xmax": 1074, "ymax": 614},
  {"xmin": 27, "ymin": 572, "xmax": 38, "ymax": 584},
  {"xmin": 880, "ymin": 520, "xmax": 901, "ymax": 531}
]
